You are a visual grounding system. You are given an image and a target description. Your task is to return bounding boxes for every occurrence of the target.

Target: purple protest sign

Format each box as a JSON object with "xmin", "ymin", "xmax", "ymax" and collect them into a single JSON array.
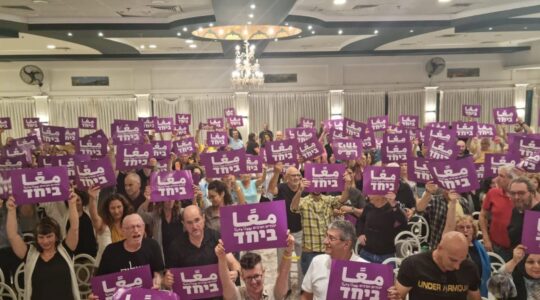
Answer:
[
  {"xmin": 227, "ymin": 116, "xmax": 243, "ymax": 128},
  {"xmin": 299, "ymin": 117, "xmax": 315, "ymax": 129},
  {"xmin": 207, "ymin": 118, "xmax": 224, "ymax": 129},
  {"xmin": 23, "ymin": 117, "xmax": 40, "ymax": 129},
  {"xmin": 454, "ymin": 121, "xmax": 477, "ymax": 138},
  {"xmin": 10, "ymin": 166, "xmax": 70, "ymax": 204},
  {"xmin": 485, "ymin": 153, "xmax": 519, "ymax": 178},
  {"xmin": 151, "ymin": 141, "xmax": 172, "ymax": 161},
  {"xmin": 116, "ymin": 144, "xmax": 153, "ymax": 171},
  {"xmin": 220, "ymin": 201, "xmax": 288, "ymax": 252},
  {"xmin": 332, "ymin": 139, "xmax": 363, "ymax": 161},
  {"xmin": 138, "ymin": 117, "xmax": 156, "ymax": 130},
  {"xmin": 15, "ymin": 135, "xmax": 40, "ymax": 151},
  {"xmin": 426, "ymin": 122, "xmax": 450, "ymax": 129},
  {"xmin": 114, "ymin": 288, "xmax": 178, "ymax": 300},
  {"xmin": 246, "ymin": 154, "xmax": 263, "ymax": 173},
  {"xmin": 298, "ymin": 138, "xmax": 324, "ymax": 161},
  {"xmin": 475, "ymin": 163, "xmax": 486, "ymax": 181},
  {"xmin": 324, "ymin": 119, "xmax": 344, "ymax": 131},
  {"xmin": 38, "ymin": 155, "xmax": 90, "ymax": 180},
  {"xmin": 75, "ymin": 157, "xmax": 116, "ymax": 190},
  {"xmin": 387, "ymin": 125, "xmax": 405, "ymax": 135},
  {"xmin": 0, "ymin": 156, "xmax": 27, "ymax": 171},
  {"xmin": 176, "ymin": 113, "xmax": 192, "ymax": 126},
  {"xmin": 493, "ymin": 107, "xmax": 518, "ymax": 124},
  {"xmin": 522, "ymin": 211, "xmax": 540, "ymax": 254},
  {"xmin": 170, "ymin": 264, "xmax": 221, "ymax": 299},
  {"xmin": 362, "ymin": 166, "xmax": 400, "ymax": 195},
  {"xmin": 150, "ymin": 170, "xmax": 194, "ymax": 202},
  {"xmin": 155, "ymin": 159, "xmax": 170, "ymax": 172},
  {"xmin": 304, "ymin": 163, "xmax": 345, "ymax": 193},
  {"xmin": 285, "ymin": 128, "xmax": 317, "ymax": 143},
  {"xmin": 224, "ymin": 107, "xmax": 236, "ymax": 118},
  {"xmin": 65, "ymin": 128, "xmax": 79, "ymax": 143},
  {"xmin": 399, "ymin": 115, "xmax": 419, "ymax": 129},
  {"xmin": 41, "ymin": 125, "xmax": 66, "ymax": 145},
  {"xmin": 368, "ymin": 116, "xmax": 388, "ymax": 132},
  {"xmin": 362, "ymin": 130, "xmax": 376, "ymax": 150},
  {"xmin": 327, "ymin": 260, "xmax": 394, "ymax": 300},
  {"xmin": 0, "ymin": 171, "xmax": 12, "ymax": 199},
  {"xmin": 206, "ymin": 131, "xmax": 228, "ymax": 147},
  {"xmin": 2, "ymin": 145, "xmax": 29, "ymax": 160},
  {"xmin": 264, "ymin": 139, "xmax": 298, "ymax": 164},
  {"xmin": 327, "ymin": 127, "xmax": 348, "ymax": 144},
  {"xmin": 477, "ymin": 123, "xmax": 496, "ymax": 138},
  {"xmin": 90, "ymin": 265, "xmax": 152, "ymax": 300},
  {"xmin": 425, "ymin": 127, "xmax": 456, "ymax": 144},
  {"xmin": 462, "ymin": 104, "xmax": 481, "ymax": 118},
  {"xmin": 427, "ymin": 156, "xmax": 480, "ymax": 193},
  {"xmin": 407, "ymin": 156, "xmax": 433, "ymax": 183},
  {"xmin": 111, "ymin": 120, "xmax": 144, "ymax": 145},
  {"xmin": 172, "ymin": 137, "xmax": 196, "ymax": 156},
  {"xmin": 199, "ymin": 122, "xmax": 215, "ymax": 130},
  {"xmin": 426, "ymin": 139, "xmax": 458, "ymax": 161},
  {"xmin": 154, "ymin": 117, "xmax": 174, "ymax": 133},
  {"xmin": 344, "ymin": 119, "xmax": 366, "ymax": 139},
  {"xmin": 511, "ymin": 135, "xmax": 540, "ymax": 159},
  {"xmin": 175, "ymin": 124, "xmax": 190, "ymax": 137},
  {"xmin": 521, "ymin": 150, "xmax": 540, "ymax": 172},
  {"xmin": 0, "ymin": 117, "xmax": 11, "ymax": 129},
  {"xmin": 381, "ymin": 133, "xmax": 409, "ymax": 164},
  {"xmin": 200, "ymin": 149, "xmax": 246, "ymax": 178},
  {"xmin": 78, "ymin": 134, "xmax": 108, "ymax": 158},
  {"xmin": 78, "ymin": 117, "xmax": 97, "ymax": 130}
]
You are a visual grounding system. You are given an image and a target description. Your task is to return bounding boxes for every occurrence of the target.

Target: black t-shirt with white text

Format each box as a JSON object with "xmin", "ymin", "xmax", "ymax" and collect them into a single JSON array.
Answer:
[{"xmin": 96, "ymin": 238, "xmax": 165, "ymax": 276}]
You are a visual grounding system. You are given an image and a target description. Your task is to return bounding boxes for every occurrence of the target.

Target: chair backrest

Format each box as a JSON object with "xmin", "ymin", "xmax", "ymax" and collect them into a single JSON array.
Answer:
[
  {"xmin": 394, "ymin": 230, "xmax": 421, "ymax": 258},
  {"xmin": 382, "ymin": 257, "xmax": 402, "ymax": 278},
  {"xmin": 0, "ymin": 267, "xmax": 4, "ymax": 284},
  {"xmin": 408, "ymin": 215, "xmax": 430, "ymax": 244},
  {"xmin": 74, "ymin": 253, "xmax": 97, "ymax": 298},
  {"xmin": 22, "ymin": 233, "xmax": 35, "ymax": 245},
  {"xmin": 0, "ymin": 282, "xmax": 18, "ymax": 300},
  {"xmin": 487, "ymin": 251, "xmax": 506, "ymax": 272},
  {"xmin": 14, "ymin": 262, "xmax": 24, "ymax": 300}
]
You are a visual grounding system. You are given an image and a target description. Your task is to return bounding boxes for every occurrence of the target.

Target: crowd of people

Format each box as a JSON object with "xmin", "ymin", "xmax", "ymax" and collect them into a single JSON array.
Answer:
[{"xmin": 0, "ymin": 115, "xmax": 539, "ymax": 300}]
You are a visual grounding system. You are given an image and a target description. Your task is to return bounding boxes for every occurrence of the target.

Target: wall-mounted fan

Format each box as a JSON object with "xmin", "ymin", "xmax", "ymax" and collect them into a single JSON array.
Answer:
[
  {"xmin": 19, "ymin": 65, "xmax": 44, "ymax": 87},
  {"xmin": 425, "ymin": 57, "xmax": 446, "ymax": 78}
]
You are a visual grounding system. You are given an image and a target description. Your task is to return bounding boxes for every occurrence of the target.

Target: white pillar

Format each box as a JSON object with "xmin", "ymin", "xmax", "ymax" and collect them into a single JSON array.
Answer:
[
  {"xmin": 235, "ymin": 91, "xmax": 249, "ymax": 138},
  {"xmin": 514, "ymin": 83, "xmax": 528, "ymax": 120},
  {"xmin": 33, "ymin": 95, "xmax": 49, "ymax": 124},
  {"xmin": 135, "ymin": 94, "xmax": 151, "ymax": 118},
  {"xmin": 329, "ymin": 90, "xmax": 344, "ymax": 119},
  {"xmin": 424, "ymin": 86, "xmax": 438, "ymax": 125}
]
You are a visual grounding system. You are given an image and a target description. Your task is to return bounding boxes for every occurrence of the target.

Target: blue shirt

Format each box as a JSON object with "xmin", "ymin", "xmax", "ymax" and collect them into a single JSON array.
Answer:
[{"xmin": 229, "ymin": 137, "xmax": 244, "ymax": 150}]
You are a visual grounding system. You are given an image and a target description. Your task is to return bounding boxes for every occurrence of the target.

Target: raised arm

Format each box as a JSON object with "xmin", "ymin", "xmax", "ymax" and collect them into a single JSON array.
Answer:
[
  {"xmin": 416, "ymin": 181, "xmax": 438, "ymax": 212},
  {"xmin": 255, "ymin": 167, "xmax": 267, "ymax": 187},
  {"xmin": 443, "ymin": 191, "xmax": 458, "ymax": 234},
  {"xmin": 215, "ymin": 240, "xmax": 238, "ymax": 300},
  {"xmin": 268, "ymin": 162, "xmax": 283, "ymax": 196},
  {"xmin": 339, "ymin": 171, "xmax": 353, "ymax": 203},
  {"xmin": 478, "ymin": 207, "xmax": 492, "ymax": 252},
  {"xmin": 290, "ymin": 179, "xmax": 307, "ymax": 212},
  {"xmin": 87, "ymin": 186, "xmax": 105, "ymax": 234},
  {"xmin": 274, "ymin": 234, "xmax": 294, "ymax": 299},
  {"xmin": 65, "ymin": 191, "xmax": 80, "ymax": 251},
  {"xmin": 6, "ymin": 197, "xmax": 28, "ymax": 259}
]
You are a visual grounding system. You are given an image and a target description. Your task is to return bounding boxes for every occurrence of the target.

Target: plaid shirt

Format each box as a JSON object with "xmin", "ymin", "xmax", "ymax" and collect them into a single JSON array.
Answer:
[
  {"xmin": 422, "ymin": 193, "xmax": 469, "ymax": 249},
  {"xmin": 291, "ymin": 194, "xmax": 342, "ymax": 252}
]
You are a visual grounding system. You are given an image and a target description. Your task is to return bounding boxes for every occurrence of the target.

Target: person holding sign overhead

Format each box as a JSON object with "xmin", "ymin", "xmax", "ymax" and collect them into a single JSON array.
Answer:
[{"xmin": 6, "ymin": 192, "xmax": 81, "ymax": 300}]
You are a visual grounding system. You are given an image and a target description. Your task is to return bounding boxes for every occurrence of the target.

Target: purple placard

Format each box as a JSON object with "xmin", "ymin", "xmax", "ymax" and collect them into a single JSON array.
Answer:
[
  {"xmin": 207, "ymin": 118, "xmax": 224, "ymax": 129},
  {"xmin": 206, "ymin": 131, "xmax": 228, "ymax": 147},
  {"xmin": 155, "ymin": 159, "xmax": 170, "ymax": 172},
  {"xmin": 90, "ymin": 265, "xmax": 152, "ymax": 300},
  {"xmin": 493, "ymin": 107, "xmax": 518, "ymax": 124},
  {"xmin": 0, "ymin": 117, "xmax": 11, "ymax": 129},
  {"xmin": 426, "ymin": 139, "xmax": 458, "ymax": 161},
  {"xmin": 111, "ymin": 120, "xmax": 144, "ymax": 145},
  {"xmin": 462, "ymin": 104, "xmax": 481, "ymax": 118},
  {"xmin": 10, "ymin": 166, "xmax": 70, "ymax": 204},
  {"xmin": 407, "ymin": 156, "xmax": 433, "ymax": 183},
  {"xmin": 485, "ymin": 153, "xmax": 519, "ymax": 178},
  {"xmin": 285, "ymin": 128, "xmax": 317, "ymax": 143},
  {"xmin": 154, "ymin": 117, "xmax": 174, "ymax": 133},
  {"xmin": 78, "ymin": 134, "xmax": 108, "ymax": 158},
  {"xmin": 344, "ymin": 119, "xmax": 366, "ymax": 139},
  {"xmin": 224, "ymin": 107, "xmax": 236, "ymax": 118},
  {"xmin": 150, "ymin": 170, "xmax": 194, "ymax": 202},
  {"xmin": 116, "ymin": 144, "xmax": 153, "ymax": 171},
  {"xmin": 426, "ymin": 122, "xmax": 450, "ymax": 129},
  {"xmin": 1, "ymin": 145, "xmax": 29, "ymax": 160},
  {"xmin": 38, "ymin": 155, "xmax": 90, "ymax": 180},
  {"xmin": 0, "ymin": 171, "xmax": 12, "ymax": 199},
  {"xmin": 475, "ymin": 163, "xmax": 486, "ymax": 181},
  {"xmin": 23, "ymin": 117, "xmax": 40, "ymax": 129},
  {"xmin": 304, "ymin": 163, "xmax": 345, "ymax": 193},
  {"xmin": 220, "ymin": 201, "xmax": 288, "ymax": 252},
  {"xmin": 170, "ymin": 265, "xmax": 221, "ymax": 299},
  {"xmin": 368, "ymin": 116, "xmax": 388, "ymax": 132},
  {"xmin": 246, "ymin": 154, "xmax": 263, "ymax": 173},
  {"xmin": 172, "ymin": 137, "xmax": 196, "ymax": 156},
  {"xmin": 381, "ymin": 133, "xmax": 409, "ymax": 164},
  {"xmin": 78, "ymin": 117, "xmax": 97, "ymax": 130},
  {"xmin": 521, "ymin": 150, "xmax": 540, "ymax": 172},
  {"xmin": 298, "ymin": 138, "xmax": 324, "ymax": 161},
  {"xmin": 327, "ymin": 260, "xmax": 394, "ymax": 300},
  {"xmin": 454, "ymin": 121, "xmax": 477, "ymax": 138},
  {"xmin": 362, "ymin": 166, "xmax": 400, "ymax": 195},
  {"xmin": 176, "ymin": 114, "xmax": 192, "ymax": 126},
  {"xmin": 199, "ymin": 122, "xmax": 216, "ymax": 131},
  {"xmin": 65, "ymin": 128, "xmax": 79, "ymax": 143},
  {"xmin": 151, "ymin": 141, "xmax": 172, "ymax": 161},
  {"xmin": 0, "ymin": 156, "xmax": 27, "ymax": 171},
  {"xmin": 41, "ymin": 125, "xmax": 66, "ymax": 145},
  {"xmin": 324, "ymin": 119, "xmax": 344, "ymax": 131},
  {"xmin": 362, "ymin": 130, "xmax": 376, "ymax": 150},
  {"xmin": 399, "ymin": 115, "xmax": 419, "ymax": 129},
  {"xmin": 521, "ymin": 210, "xmax": 540, "ymax": 254},
  {"xmin": 477, "ymin": 123, "xmax": 496, "ymax": 138},
  {"xmin": 425, "ymin": 127, "xmax": 456, "ymax": 143},
  {"xmin": 175, "ymin": 124, "xmax": 190, "ymax": 137},
  {"xmin": 511, "ymin": 135, "xmax": 540, "ymax": 159},
  {"xmin": 427, "ymin": 156, "xmax": 480, "ymax": 193},
  {"xmin": 332, "ymin": 139, "xmax": 363, "ymax": 161},
  {"xmin": 387, "ymin": 125, "xmax": 405, "ymax": 135},
  {"xmin": 114, "ymin": 288, "xmax": 178, "ymax": 300},
  {"xmin": 75, "ymin": 157, "xmax": 116, "ymax": 190},
  {"xmin": 327, "ymin": 127, "xmax": 348, "ymax": 144},
  {"xmin": 264, "ymin": 139, "xmax": 298, "ymax": 164},
  {"xmin": 299, "ymin": 117, "xmax": 315, "ymax": 129},
  {"xmin": 15, "ymin": 135, "xmax": 40, "ymax": 151},
  {"xmin": 227, "ymin": 116, "xmax": 244, "ymax": 128},
  {"xmin": 200, "ymin": 149, "xmax": 246, "ymax": 178},
  {"xmin": 138, "ymin": 117, "xmax": 156, "ymax": 130}
]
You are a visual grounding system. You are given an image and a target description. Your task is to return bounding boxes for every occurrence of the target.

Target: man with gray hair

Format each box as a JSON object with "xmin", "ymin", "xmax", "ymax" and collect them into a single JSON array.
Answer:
[
  {"xmin": 507, "ymin": 177, "xmax": 540, "ymax": 248},
  {"xmin": 479, "ymin": 164, "xmax": 518, "ymax": 261}
]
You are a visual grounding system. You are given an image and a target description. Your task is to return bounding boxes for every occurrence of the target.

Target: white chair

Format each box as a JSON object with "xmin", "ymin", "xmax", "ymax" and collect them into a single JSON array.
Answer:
[
  {"xmin": 0, "ymin": 267, "xmax": 4, "ymax": 284},
  {"xmin": 0, "ymin": 282, "xmax": 17, "ymax": 300},
  {"xmin": 74, "ymin": 253, "xmax": 97, "ymax": 299},
  {"xmin": 487, "ymin": 251, "xmax": 505, "ymax": 272},
  {"xmin": 382, "ymin": 257, "xmax": 402, "ymax": 278},
  {"xmin": 22, "ymin": 233, "xmax": 35, "ymax": 245},
  {"xmin": 408, "ymin": 215, "xmax": 430, "ymax": 245},
  {"xmin": 394, "ymin": 231, "xmax": 421, "ymax": 258},
  {"xmin": 14, "ymin": 263, "xmax": 24, "ymax": 300}
]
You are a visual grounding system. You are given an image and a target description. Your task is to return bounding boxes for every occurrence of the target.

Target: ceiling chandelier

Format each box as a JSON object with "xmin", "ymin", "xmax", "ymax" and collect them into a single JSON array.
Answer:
[{"xmin": 231, "ymin": 40, "xmax": 264, "ymax": 89}]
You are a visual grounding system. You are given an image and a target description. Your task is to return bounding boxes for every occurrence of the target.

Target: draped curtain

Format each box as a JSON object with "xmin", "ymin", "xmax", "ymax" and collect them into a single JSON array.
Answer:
[
  {"xmin": 440, "ymin": 88, "xmax": 514, "ymax": 123},
  {"xmin": 48, "ymin": 97, "xmax": 94, "ymax": 128},
  {"xmin": 343, "ymin": 91, "xmax": 385, "ymax": 122},
  {"xmin": 93, "ymin": 96, "xmax": 137, "ymax": 136},
  {"xmin": 188, "ymin": 94, "xmax": 235, "ymax": 131},
  {"xmin": 0, "ymin": 97, "xmax": 36, "ymax": 139},
  {"xmin": 387, "ymin": 90, "xmax": 425, "ymax": 126},
  {"xmin": 478, "ymin": 87, "xmax": 515, "ymax": 124},
  {"xmin": 152, "ymin": 96, "xmax": 191, "ymax": 118}
]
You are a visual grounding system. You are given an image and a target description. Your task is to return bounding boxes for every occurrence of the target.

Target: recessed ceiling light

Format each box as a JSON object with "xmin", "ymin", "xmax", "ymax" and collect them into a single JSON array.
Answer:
[
  {"xmin": 488, "ymin": 27, "xmax": 493, "ymax": 30},
  {"xmin": 267, "ymin": 28, "xmax": 275, "ymax": 35},
  {"xmin": 524, "ymin": 26, "xmax": 528, "ymax": 30},
  {"xmin": 333, "ymin": 0, "xmax": 346, "ymax": 4},
  {"xmin": 140, "ymin": 45, "xmax": 145, "ymax": 49},
  {"xmin": 46, "ymin": 44, "xmax": 55, "ymax": 49},
  {"xmin": 285, "ymin": 22, "xmax": 289, "ymax": 26},
  {"xmin": 189, "ymin": 44, "xmax": 197, "ymax": 48},
  {"xmin": 308, "ymin": 25, "xmax": 313, "ymax": 30},
  {"xmin": 149, "ymin": 44, "xmax": 157, "ymax": 49},
  {"xmin": 198, "ymin": 27, "xmax": 203, "ymax": 31},
  {"xmin": 67, "ymin": 32, "xmax": 73, "ymax": 37},
  {"xmin": 438, "ymin": 0, "xmax": 452, "ymax": 2},
  {"xmin": 311, "ymin": 30, "xmax": 315, "ymax": 34},
  {"xmin": 177, "ymin": 32, "xmax": 181, "ymax": 36},
  {"xmin": 182, "ymin": 27, "xmax": 188, "ymax": 32},
  {"xmin": 185, "ymin": 39, "xmax": 194, "ymax": 44},
  {"xmin": 209, "ymin": 23, "xmax": 214, "ymax": 27},
  {"xmin": 32, "ymin": 0, "xmax": 48, "ymax": 3},
  {"xmin": 374, "ymin": 29, "xmax": 379, "ymax": 34},
  {"xmin": 247, "ymin": 21, "xmax": 252, "ymax": 25},
  {"xmin": 250, "ymin": 4, "xmax": 256, "ymax": 9},
  {"xmin": 274, "ymin": 38, "xmax": 278, "ymax": 42},
  {"xmin": 248, "ymin": 14, "xmax": 254, "ymax": 18},
  {"xmin": 338, "ymin": 29, "xmax": 343, "ymax": 35},
  {"xmin": 409, "ymin": 29, "xmax": 414, "ymax": 33},
  {"xmin": 98, "ymin": 32, "xmax": 103, "ymax": 37}
]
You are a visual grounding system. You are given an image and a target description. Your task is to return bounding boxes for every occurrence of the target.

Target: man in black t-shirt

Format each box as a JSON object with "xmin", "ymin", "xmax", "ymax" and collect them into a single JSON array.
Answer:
[{"xmin": 389, "ymin": 231, "xmax": 482, "ymax": 300}]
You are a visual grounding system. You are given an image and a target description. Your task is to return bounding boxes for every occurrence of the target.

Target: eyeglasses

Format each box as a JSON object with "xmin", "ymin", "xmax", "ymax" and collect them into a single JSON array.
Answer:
[
  {"xmin": 289, "ymin": 174, "xmax": 302, "ymax": 177},
  {"xmin": 244, "ymin": 274, "xmax": 263, "ymax": 282},
  {"xmin": 508, "ymin": 191, "xmax": 529, "ymax": 197},
  {"xmin": 123, "ymin": 223, "xmax": 144, "ymax": 231},
  {"xmin": 325, "ymin": 234, "xmax": 343, "ymax": 242}
]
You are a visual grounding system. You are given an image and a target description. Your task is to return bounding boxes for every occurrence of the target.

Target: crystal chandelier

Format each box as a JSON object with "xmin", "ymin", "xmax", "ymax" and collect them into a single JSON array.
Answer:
[{"xmin": 231, "ymin": 40, "xmax": 264, "ymax": 89}]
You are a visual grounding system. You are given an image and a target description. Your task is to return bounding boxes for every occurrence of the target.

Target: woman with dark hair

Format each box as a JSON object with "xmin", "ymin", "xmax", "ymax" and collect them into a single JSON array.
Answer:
[
  {"xmin": 245, "ymin": 133, "xmax": 259, "ymax": 155},
  {"xmin": 205, "ymin": 180, "xmax": 233, "ymax": 231},
  {"xmin": 6, "ymin": 192, "xmax": 80, "ymax": 300},
  {"xmin": 65, "ymin": 189, "xmax": 97, "ymax": 257}
]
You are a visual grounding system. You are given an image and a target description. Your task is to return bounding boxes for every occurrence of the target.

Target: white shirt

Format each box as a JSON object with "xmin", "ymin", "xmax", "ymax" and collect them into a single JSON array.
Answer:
[{"xmin": 301, "ymin": 253, "xmax": 368, "ymax": 300}]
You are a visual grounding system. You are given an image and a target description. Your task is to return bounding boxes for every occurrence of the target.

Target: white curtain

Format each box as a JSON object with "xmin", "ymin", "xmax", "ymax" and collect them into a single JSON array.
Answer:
[
  {"xmin": 152, "ymin": 96, "xmax": 191, "ymax": 118},
  {"xmin": 478, "ymin": 87, "xmax": 515, "ymax": 123},
  {"xmin": 440, "ymin": 88, "xmax": 514, "ymax": 123},
  {"xmin": 388, "ymin": 90, "xmax": 425, "ymax": 126},
  {"xmin": 189, "ymin": 94, "xmax": 235, "ymax": 130},
  {"xmin": 343, "ymin": 91, "xmax": 385, "ymax": 122},
  {"xmin": 0, "ymin": 97, "xmax": 36, "ymax": 139},
  {"xmin": 49, "ymin": 97, "xmax": 94, "ymax": 128},
  {"xmin": 94, "ymin": 96, "xmax": 137, "ymax": 136}
]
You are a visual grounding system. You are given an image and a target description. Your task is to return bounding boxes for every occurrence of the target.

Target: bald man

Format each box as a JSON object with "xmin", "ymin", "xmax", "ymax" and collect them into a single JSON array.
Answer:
[
  {"xmin": 389, "ymin": 231, "xmax": 481, "ymax": 300},
  {"xmin": 122, "ymin": 173, "xmax": 146, "ymax": 210}
]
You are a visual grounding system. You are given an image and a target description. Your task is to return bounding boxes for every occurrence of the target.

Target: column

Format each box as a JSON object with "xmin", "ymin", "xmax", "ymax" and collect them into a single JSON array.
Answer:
[
  {"xmin": 235, "ymin": 91, "xmax": 249, "ymax": 138},
  {"xmin": 329, "ymin": 90, "xmax": 344, "ymax": 119},
  {"xmin": 514, "ymin": 83, "xmax": 528, "ymax": 121},
  {"xmin": 424, "ymin": 86, "xmax": 438, "ymax": 124},
  {"xmin": 33, "ymin": 95, "xmax": 49, "ymax": 124},
  {"xmin": 135, "ymin": 94, "xmax": 151, "ymax": 118}
]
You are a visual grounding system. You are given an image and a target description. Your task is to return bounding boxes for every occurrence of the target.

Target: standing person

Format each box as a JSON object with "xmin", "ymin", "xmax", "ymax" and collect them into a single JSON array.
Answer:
[
  {"xmin": 121, "ymin": 173, "xmax": 147, "ymax": 210},
  {"xmin": 229, "ymin": 129, "xmax": 244, "ymax": 151},
  {"xmin": 0, "ymin": 198, "xmax": 23, "ymax": 283},
  {"xmin": 258, "ymin": 123, "xmax": 273, "ymax": 145},
  {"xmin": 492, "ymin": 245, "xmax": 540, "ymax": 300},
  {"xmin": 389, "ymin": 231, "xmax": 482, "ymax": 300},
  {"xmin": 66, "ymin": 190, "xmax": 97, "ymax": 257},
  {"xmin": 6, "ymin": 193, "xmax": 81, "ymax": 300},
  {"xmin": 506, "ymin": 177, "xmax": 540, "ymax": 248},
  {"xmin": 245, "ymin": 133, "xmax": 260, "ymax": 155},
  {"xmin": 205, "ymin": 180, "xmax": 236, "ymax": 231},
  {"xmin": 237, "ymin": 171, "xmax": 266, "ymax": 204}
]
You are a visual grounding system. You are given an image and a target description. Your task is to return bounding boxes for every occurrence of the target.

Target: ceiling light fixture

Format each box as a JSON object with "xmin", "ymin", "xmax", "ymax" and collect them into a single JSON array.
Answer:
[
  {"xmin": 248, "ymin": 14, "xmax": 254, "ymax": 18},
  {"xmin": 247, "ymin": 21, "xmax": 252, "ymax": 25},
  {"xmin": 308, "ymin": 25, "xmax": 313, "ymax": 30},
  {"xmin": 438, "ymin": 0, "xmax": 452, "ymax": 3},
  {"xmin": 185, "ymin": 39, "xmax": 194, "ymax": 44},
  {"xmin": 98, "ymin": 32, "xmax": 104, "ymax": 37},
  {"xmin": 192, "ymin": 25, "xmax": 301, "ymax": 40},
  {"xmin": 231, "ymin": 40, "xmax": 264, "ymax": 90},
  {"xmin": 46, "ymin": 45, "xmax": 56, "ymax": 49},
  {"xmin": 338, "ymin": 29, "xmax": 343, "ymax": 35},
  {"xmin": 140, "ymin": 45, "xmax": 145, "ymax": 49},
  {"xmin": 32, "ymin": 0, "xmax": 49, "ymax": 3},
  {"xmin": 209, "ymin": 23, "xmax": 214, "ymax": 27},
  {"xmin": 311, "ymin": 30, "xmax": 315, "ymax": 34},
  {"xmin": 67, "ymin": 32, "xmax": 73, "ymax": 37},
  {"xmin": 333, "ymin": 0, "xmax": 347, "ymax": 5},
  {"xmin": 149, "ymin": 44, "xmax": 157, "ymax": 49},
  {"xmin": 274, "ymin": 38, "xmax": 278, "ymax": 42},
  {"xmin": 250, "ymin": 4, "xmax": 256, "ymax": 9},
  {"xmin": 374, "ymin": 29, "xmax": 379, "ymax": 34},
  {"xmin": 183, "ymin": 27, "xmax": 188, "ymax": 32},
  {"xmin": 409, "ymin": 29, "xmax": 414, "ymax": 33},
  {"xmin": 177, "ymin": 32, "xmax": 181, "ymax": 36},
  {"xmin": 189, "ymin": 44, "xmax": 197, "ymax": 48}
]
